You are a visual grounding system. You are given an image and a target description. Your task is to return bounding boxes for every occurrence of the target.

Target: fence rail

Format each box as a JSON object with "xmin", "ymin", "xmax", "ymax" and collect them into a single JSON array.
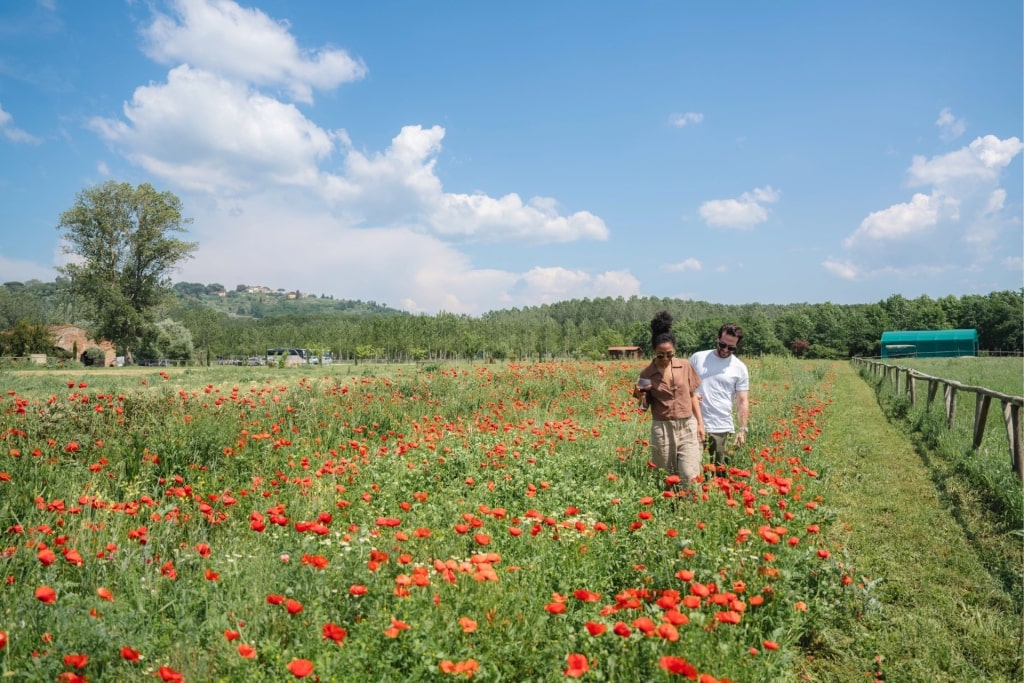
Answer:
[{"xmin": 851, "ymin": 358, "xmax": 1023, "ymax": 482}]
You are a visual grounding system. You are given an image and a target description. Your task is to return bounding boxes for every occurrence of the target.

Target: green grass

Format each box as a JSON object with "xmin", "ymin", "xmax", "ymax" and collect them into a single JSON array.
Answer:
[
  {"xmin": 883, "ymin": 357, "xmax": 1024, "ymax": 397},
  {"xmin": 802, "ymin": 362, "xmax": 1021, "ymax": 681}
]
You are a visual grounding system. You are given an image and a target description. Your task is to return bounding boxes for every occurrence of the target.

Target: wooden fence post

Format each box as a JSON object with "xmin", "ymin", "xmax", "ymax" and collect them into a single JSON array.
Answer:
[
  {"xmin": 944, "ymin": 383, "xmax": 957, "ymax": 429},
  {"xmin": 1002, "ymin": 401, "xmax": 1023, "ymax": 483},
  {"xmin": 973, "ymin": 394, "xmax": 991, "ymax": 449},
  {"xmin": 854, "ymin": 357, "xmax": 1023, "ymax": 477}
]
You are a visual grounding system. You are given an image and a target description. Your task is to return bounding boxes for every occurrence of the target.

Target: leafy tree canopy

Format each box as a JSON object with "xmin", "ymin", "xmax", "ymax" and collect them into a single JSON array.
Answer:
[{"xmin": 55, "ymin": 181, "xmax": 197, "ymax": 362}]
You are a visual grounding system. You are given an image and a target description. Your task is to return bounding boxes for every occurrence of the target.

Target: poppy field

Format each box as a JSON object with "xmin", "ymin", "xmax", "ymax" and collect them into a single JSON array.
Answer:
[{"xmin": 0, "ymin": 359, "xmax": 856, "ymax": 682}]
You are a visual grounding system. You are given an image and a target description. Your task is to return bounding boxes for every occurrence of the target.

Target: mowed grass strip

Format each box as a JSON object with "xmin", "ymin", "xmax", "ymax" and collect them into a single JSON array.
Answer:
[{"xmin": 797, "ymin": 362, "xmax": 1021, "ymax": 682}]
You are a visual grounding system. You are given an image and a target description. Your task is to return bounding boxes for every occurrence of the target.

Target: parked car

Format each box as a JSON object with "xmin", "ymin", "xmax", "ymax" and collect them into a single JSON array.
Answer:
[{"xmin": 246, "ymin": 357, "xmax": 264, "ymax": 366}]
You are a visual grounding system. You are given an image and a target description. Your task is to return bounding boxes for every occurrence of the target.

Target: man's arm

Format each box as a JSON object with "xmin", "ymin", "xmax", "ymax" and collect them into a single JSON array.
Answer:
[{"xmin": 734, "ymin": 390, "xmax": 750, "ymax": 444}]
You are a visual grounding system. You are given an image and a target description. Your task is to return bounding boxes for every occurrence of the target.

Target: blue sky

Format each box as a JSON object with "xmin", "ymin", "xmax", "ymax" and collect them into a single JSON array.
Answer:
[{"xmin": 0, "ymin": 0, "xmax": 1021, "ymax": 314}]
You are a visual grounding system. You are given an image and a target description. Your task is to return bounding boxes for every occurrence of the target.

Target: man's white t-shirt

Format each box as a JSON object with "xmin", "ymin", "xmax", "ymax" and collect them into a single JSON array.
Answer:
[{"xmin": 689, "ymin": 349, "xmax": 749, "ymax": 433}]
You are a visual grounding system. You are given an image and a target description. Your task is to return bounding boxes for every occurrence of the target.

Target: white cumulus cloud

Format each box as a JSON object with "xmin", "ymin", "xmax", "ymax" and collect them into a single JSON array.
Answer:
[
  {"xmin": 663, "ymin": 258, "xmax": 702, "ymax": 273},
  {"xmin": 828, "ymin": 132, "xmax": 1022, "ymax": 284},
  {"xmin": 908, "ymin": 135, "xmax": 1023, "ymax": 187},
  {"xmin": 0, "ymin": 102, "xmax": 41, "ymax": 143},
  {"xmin": 142, "ymin": 0, "xmax": 367, "ymax": 104},
  {"xmin": 843, "ymin": 192, "xmax": 959, "ymax": 247},
  {"xmin": 669, "ymin": 112, "xmax": 704, "ymax": 127},
  {"xmin": 935, "ymin": 107, "xmax": 966, "ymax": 142},
  {"xmin": 90, "ymin": 65, "xmax": 337, "ymax": 194},
  {"xmin": 698, "ymin": 186, "xmax": 779, "ymax": 229}
]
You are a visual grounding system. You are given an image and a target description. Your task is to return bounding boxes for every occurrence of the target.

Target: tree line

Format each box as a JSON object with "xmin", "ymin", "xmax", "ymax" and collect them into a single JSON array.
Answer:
[{"xmin": 2, "ymin": 278, "xmax": 1021, "ymax": 363}]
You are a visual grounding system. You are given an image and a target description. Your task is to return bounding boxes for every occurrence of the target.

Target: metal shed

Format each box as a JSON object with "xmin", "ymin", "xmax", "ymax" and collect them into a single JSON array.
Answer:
[{"xmin": 880, "ymin": 329, "xmax": 978, "ymax": 359}]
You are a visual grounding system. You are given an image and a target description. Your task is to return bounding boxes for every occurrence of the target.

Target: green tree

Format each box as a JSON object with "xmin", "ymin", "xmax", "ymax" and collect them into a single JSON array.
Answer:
[
  {"xmin": 140, "ymin": 318, "xmax": 194, "ymax": 362},
  {"xmin": 0, "ymin": 319, "xmax": 54, "ymax": 356},
  {"xmin": 56, "ymin": 181, "xmax": 197, "ymax": 363}
]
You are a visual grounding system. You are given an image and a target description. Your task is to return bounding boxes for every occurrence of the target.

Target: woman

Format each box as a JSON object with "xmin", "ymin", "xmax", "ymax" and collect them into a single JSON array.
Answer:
[{"xmin": 634, "ymin": 311, "xmax": 706, "ymax": 492}]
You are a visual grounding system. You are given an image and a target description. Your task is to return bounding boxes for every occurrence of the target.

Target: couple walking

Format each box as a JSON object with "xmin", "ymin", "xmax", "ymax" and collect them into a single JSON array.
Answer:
[{"xmin": 633, "ymin": 311, "xmax": 750, "ymax": 492}]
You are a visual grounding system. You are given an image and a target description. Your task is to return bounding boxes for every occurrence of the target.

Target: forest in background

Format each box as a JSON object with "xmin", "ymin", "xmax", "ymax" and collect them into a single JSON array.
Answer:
[{"xmin": 1, "ymin": 279, "xmax": 1021, "ymax": 363}]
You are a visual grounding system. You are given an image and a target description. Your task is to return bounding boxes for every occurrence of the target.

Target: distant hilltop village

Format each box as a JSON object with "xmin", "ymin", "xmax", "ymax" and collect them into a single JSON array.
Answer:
[{"xmin": 240, "ymin": 285, "xmax": 315, "ymax": 300}]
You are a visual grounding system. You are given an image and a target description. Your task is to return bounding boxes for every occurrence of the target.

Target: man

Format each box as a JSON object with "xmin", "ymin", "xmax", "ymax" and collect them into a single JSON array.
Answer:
[{"xmin": 689, "ymin": 323, "xmax": 750, "ymax": 471}]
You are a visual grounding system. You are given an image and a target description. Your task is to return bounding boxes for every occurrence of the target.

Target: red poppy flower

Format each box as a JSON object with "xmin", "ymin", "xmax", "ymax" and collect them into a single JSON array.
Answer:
[
  {"xmin": 564, "ymin": 653, "xmax": 589, "ymax": 678},
  {"xmin": 473, "ymin": 533, "xmax": 491, "ymax": 546},
  {"xmin": 544, "ymin": 602, "xmax": 566, "ymax": 615},
  {"xmin": 762, "ymin": 640, "xmax": 780, "ymax": 650},
  {"xmin": 224, "ymin": 629, "xmax": 241, "ymax": 641},
  {"xmin": 659, "ymin": 656, "xmax": 698, "ymax": 678},
  {"xmin": 584, "ymin": 621, "xmax": 606, "ymax": 636},
  {"xmin": 285, "ymin": 599, "xmax": 304, "ymax": 615},
  {"xmin": 157, "ymin": 665, "xmax": 184, "ymax": 681},
  {"xmin": 663, "ymin": 609, "xmax": 689, "ymax": 626},
  {"xmin": 266, "ymin": 594, "xmax": 285, "ymax": 605},
  {"xmin": 384, "ymin": 617, "xmax": 410, "ymax": 638},
  {"xmin": 0, "ymin": 631, "xmax": 6, "ymax": 650},
  {"xmin": 573, "ymin": 589, "xmax": 601, "ymax": 602},
  {"xmin": 96, "ymin": 587, "xmax": 114, "ymax": 602},
  {"xmin": 322, "ymin": 622, "xmax": 347, "ymax": 643},
  {"xmin": 37, "ymin": 547, "xmax": 56, "ymax": 566},
  {"xmin": 237, "ymin": 644, "xmax": 257, "ymax": 659},
  {"xmin": 656, "ymin": 623, "xmax": 680, "ymax": 641},
  {"xmin": 632, "ymin": 616, "xmax": 656, "ymax": 635},
  {"xmin": 714, "ymin": 610, "xmax": 742, "ymax": 625},
  {"xmin": 63, "ymin": 653, "xmax": 88, "ymax": 669},
  {"xmin": 120, "ymin": 646, "xmax": 140, "ymax": 662},
  {"xmin": 613, "ymin": 621, "xmax": 631, "ymax": 637},
  {"xmin": 286, "ymin": 659, "xmax": 314, "ymax": 678},
  {"xmin": 301, "ymin": 554, "xmax": 329, "ymax": 570},
  {"xmin": 458, "ymin": 616, "xmax": 477, "ymax": 633},
  {"xmin": 675, "ymin": 569, "xmax": 694, "ymax": 582},
  {"xmin": 440, "ymin": 658, "xmax": 479, "ymax": 676},
  {"xmin": 35, "ymin": 585, "xmax": 57, "ymax": 604},
  {"xmin": 349, "ymin": 584, "xmax": 367, "ymax": 596}
]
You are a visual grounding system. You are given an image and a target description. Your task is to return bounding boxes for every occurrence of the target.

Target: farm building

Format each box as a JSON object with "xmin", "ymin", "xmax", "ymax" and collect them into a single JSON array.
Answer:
[
  {"xmin": 880, "ymin": 329, "xmax": 978, "ymax": 359},
  {"xmin": 608, "ymin": 346, "xmax": 642, "ymax": 359}
]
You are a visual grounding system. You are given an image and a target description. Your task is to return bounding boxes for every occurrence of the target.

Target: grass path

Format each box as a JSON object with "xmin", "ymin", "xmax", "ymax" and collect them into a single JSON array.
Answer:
[{"xmin": 797, "ymin": 362, "xmax": 1021, "ymax": 682}]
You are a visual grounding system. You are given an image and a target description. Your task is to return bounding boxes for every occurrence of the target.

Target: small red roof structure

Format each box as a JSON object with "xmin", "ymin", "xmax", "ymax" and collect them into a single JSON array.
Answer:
[{"xmin": 608, "ymin": 346, "xmax": 642, "ymax": 359}]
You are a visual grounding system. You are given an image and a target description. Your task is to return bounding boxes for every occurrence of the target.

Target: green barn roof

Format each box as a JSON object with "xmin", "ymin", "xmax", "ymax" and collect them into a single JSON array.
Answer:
[{"xmin": 880, "ymin": 329, "xmax": 978, "ymax": 358}]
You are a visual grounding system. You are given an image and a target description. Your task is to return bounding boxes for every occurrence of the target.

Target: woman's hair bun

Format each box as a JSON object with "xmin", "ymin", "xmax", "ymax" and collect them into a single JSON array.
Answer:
[{"xmin": 650, "ymin": 310, "xmax": 673, "ymax": 336}]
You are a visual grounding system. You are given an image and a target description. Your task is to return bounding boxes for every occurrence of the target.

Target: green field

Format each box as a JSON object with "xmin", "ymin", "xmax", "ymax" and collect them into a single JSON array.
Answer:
[
  {"xmin": 882, "ymin": 356, "xmax": 1024, "ymax": 397},
  {"xmin": 0, "ymin": 359, "xmax": 1019, "ymax": 681}
]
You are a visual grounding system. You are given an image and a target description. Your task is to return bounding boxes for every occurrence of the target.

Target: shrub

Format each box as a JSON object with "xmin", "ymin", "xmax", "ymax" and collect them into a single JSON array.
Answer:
[{"xmin": 81, "ymin": 346, "xmax": 107, "ymax": 366}]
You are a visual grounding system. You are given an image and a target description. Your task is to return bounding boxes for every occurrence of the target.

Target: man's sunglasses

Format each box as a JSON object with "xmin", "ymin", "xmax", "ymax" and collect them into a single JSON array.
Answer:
[{"xmin": 717, "ymin": 341, "xmax": 738, "ymax": 352}]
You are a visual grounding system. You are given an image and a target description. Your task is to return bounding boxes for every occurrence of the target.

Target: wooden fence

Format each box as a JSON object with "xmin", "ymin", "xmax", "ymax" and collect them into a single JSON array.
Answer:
[{"xmin": 852, "ymin": 358, "xmax": 1023, "ymax": 482}]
